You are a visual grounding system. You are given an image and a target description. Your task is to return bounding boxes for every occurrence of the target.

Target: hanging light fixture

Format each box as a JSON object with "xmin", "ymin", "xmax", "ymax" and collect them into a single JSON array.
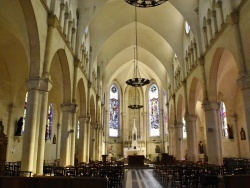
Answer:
[
  {"xmin": 126, "ymin": 5, "xmax": 150, "ymax": 87},
  {"xmin": 124, "ymin": 0, "xmax": 168, "ymax": 8},
  {"xmin": 128, "ymin": 87, "xmax": 143, "ymax": 109},
  {"xmin": 128, "ymin": 48, "xmax": 143, "ymax": 109}
]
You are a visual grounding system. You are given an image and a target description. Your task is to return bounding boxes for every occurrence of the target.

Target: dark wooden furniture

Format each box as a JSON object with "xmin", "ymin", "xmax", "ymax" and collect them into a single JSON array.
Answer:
[
  {"xmin": 0, "ymin": 120, "xmax": 7, "ymax": 175},
  {"xmin": 0, "ymin": 176, "xmax": 109, "ymax": 188},
  {"xmin": 127, "ymin": 155, "xmax": 144, "ymax": 166}
]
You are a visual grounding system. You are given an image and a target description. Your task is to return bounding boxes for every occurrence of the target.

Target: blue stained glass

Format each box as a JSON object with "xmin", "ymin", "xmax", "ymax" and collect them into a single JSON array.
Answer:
[
  {"xmin": 109, "ymin": 84, "xmax": 119, "ymax": 137},
  {"xmin": 149, "ymin": 84, "xmax": 160, "ymax": 137},
  {"xmin": 220, "ymin": 101, "xmax": 228, "ymax": 137}
]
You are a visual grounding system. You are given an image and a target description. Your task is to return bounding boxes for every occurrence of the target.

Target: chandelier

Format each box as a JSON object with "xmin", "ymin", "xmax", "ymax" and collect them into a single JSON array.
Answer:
[
  {"xmin": 126, "ymin": 5, "xmax": 150, "ymax": 88},
  {"xmin": 124, "ymin": 0, "xmax": 168, "ymax": 8},
  {"xmin": 128, "ymin": 87, "xmax": 143, "ymax": 109}
]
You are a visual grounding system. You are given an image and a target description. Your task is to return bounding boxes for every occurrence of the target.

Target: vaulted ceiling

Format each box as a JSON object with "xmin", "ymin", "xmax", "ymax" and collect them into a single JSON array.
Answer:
[{"xmin": 77, "ymin": 0, "xmax": 200, "ymax": 90}]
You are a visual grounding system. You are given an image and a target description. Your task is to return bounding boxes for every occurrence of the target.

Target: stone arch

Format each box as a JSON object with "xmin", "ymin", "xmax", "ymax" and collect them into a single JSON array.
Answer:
[
  {"xmin": 19, "ymin": 0, "xmax": 41, "ymax": 77},
  {"xmin": 77, "ymin": 78, "xmax": 87, "ymax": 117},
  {"xmin": 50, "ymin": 49, "xmax": 72, "ymax": 104},
  {"xmin": 188, "ymin": 77, "xmax": 204, "ymax": 115}
]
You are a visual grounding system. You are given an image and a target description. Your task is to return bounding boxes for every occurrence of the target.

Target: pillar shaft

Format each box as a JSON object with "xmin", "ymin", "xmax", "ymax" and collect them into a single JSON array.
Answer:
[{"xmin": 202, "ymin": 101, "xmax": 222, "ymax": 165}]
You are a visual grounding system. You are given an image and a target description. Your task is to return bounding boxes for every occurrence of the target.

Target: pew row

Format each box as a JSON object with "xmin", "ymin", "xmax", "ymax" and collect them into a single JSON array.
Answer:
[{"xmin": 0, "ymin": 176, "xmax": 108, "ymax": 188}]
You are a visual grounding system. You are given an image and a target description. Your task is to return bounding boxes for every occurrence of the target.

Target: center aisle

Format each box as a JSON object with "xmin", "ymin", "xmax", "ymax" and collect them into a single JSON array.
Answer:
[{"xmin": 122, "ymin": 169, "xmax": 163, "ymax": 188}]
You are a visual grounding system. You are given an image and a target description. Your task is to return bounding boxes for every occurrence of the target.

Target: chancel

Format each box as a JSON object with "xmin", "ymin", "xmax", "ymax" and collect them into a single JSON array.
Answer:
[
  {"xmin": 1, "ymin": 0, "xmax": 250, "ymax": 188},
  {"xmin": 124, "ymin": 119, "xmax": 146, "ymax": 158}
]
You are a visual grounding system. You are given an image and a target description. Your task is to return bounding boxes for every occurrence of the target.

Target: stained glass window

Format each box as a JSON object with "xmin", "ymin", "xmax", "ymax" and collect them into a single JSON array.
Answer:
[
  {"xmin": 220, "ymin": 101, "xmax": 228, "ymax": 137},
  {"xmin": 149, "ymin": 84, "xmax": 160, "ymax": 137},
  {"xmin": 46, "ymin": 103, "xmax": 53, "ymax": 140},
  {"xmin": 109, "ymin": 84, "xmax": 119, "ymax": 137},
  {"xmin": 77, "ymin": 120, "xmax": 80, "ymax": 139},
  {"xmin": 183, "ymin": 117, "xmax": 187, "ymax": 138},
  {"xmin": 185, "ymin": 21, "xmax": 190, "ymax": 34},
  {"xmin": 22, "ymin": 92, "xmax": 28, "ymax": 132}
]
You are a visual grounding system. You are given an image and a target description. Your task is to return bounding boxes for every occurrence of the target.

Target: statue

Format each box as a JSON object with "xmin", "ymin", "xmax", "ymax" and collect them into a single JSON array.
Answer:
[
  {"xmin": 227, "ymin": 124, "xmax": 234, "ymax": 139},
  {"xmin": 15, "ymin": 117, "xmax": 23, "ymax": 136},
  {"xmin": 240, "ymin": 128, "xmax": 246, "ymax": 140},
  {"xmin": 199, "ymin": 141, "xmax": 204, "ymax": 154},
  {"xmin": 53, "ymin": 134, "xmax": 56, "ymax": 144}
]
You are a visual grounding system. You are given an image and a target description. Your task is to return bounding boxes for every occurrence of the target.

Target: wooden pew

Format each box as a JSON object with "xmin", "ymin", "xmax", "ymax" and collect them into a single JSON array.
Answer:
[
  {"xmin": 0, "ymin": 176, "xmax": 108, "ymax": 188},
  {"xmin": 222, "ymin": 175, "xmax": 250, "ymax": 188}
]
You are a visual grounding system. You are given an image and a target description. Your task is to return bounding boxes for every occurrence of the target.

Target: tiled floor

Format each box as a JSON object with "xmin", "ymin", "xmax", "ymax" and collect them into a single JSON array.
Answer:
[{"xmin": 123, "ymin": 169, "xmax": 163, "ymax": 188}]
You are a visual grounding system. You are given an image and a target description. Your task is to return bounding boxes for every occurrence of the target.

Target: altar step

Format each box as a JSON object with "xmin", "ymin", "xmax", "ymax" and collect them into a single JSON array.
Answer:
[{"xmin": 124, "ymin": 163, "xmax": 154, "ymax": 169}]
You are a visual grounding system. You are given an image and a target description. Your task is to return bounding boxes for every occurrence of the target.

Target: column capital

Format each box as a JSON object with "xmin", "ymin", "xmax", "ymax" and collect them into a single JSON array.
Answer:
[
  {"xmin": 184, "ymin": 114, "xmax": 197, "ymax": 122},
  {"xmin": 228, "ymin": 12, "xmax": 239, "ymax": 25},
  {"xmin": 26, "ymin": 77, "xmax": 43, "ymax": 91},
  {"xmin": 48, "ymin": 15, "xmax": 59, "ymax": 28},
  {"xmin": 40, "ymin": 77, "xmax": 53, "ymax": 92},
  {"xmin": 61, "ymin": 103, "xmax": 78, "ymax": 113},
  {"xmin": 198, "ymin": 56, "xmax": 205, "ymax": 66},
  {"xmin": 74, "ymin": 58, "xmax": 80, "ymax": 68},
  {"xmin": 79, "ymin": 116, "xmax": 91, "ymax": 123},
  {"xmin": 202, "ymin": 26, "xmax": 207, "ymax": 32},
  {"xmin": 237, "ymin": 75, "xmax": 250, "ymax": 90},
  {"xmin": 88, "ymin": 81, "xmax": 92, "ymax": 88},
  {"xmin": 202, "ymin": 100, "xmax": 220, "ymax": 111},
  {"xmin": 60, "ymin": 3, "xmax": 65, "ymax": 10},
  {"xmin": 174, "ymin": 122, "xmax": 183, "ymax": 128},
  {"xmin": 216, "ymin": 1, "xmax": 222, "ymax": 8},
  {"xmin": 207, "ymin": 18, "xmax": 212, "ymax": 25},
  {"xmin": 68, "ymin": 20, "xmax": 73, "ymax": 26},
  {"xmin": 212, "ymin": 10, "xmax": 216, "ymax": 17},
  {"xmin": 64, "ymin": 13, "xmax": 69, "ymax": 19}
]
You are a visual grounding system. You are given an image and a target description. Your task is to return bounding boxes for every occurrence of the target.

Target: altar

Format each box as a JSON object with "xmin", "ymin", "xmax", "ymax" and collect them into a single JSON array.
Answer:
[
  {"xmin": 124, "ymin": 147, "xmax": 146, "ymax": 158},
  {"xmin": 127, "ymin": 155, "xmax": 144, "ymax": 166},
  {"xmin": 123, "ymin": 119, "xmax": 146, "ymax": 158}
]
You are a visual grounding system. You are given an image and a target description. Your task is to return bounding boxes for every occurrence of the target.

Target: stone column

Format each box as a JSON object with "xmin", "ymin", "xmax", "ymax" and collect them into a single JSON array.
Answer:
[
  {"xmin": 70, "ymin": 102, "xmax": 78, "ymax": 165},
  {"xmin": 85, "ymin": 117, "xmax": 91, "ymax": 162},
  {"xmin": 78, "ymin": 117, "xmax": 85, "ymax": 162},
  {"xmin": 60, "ymin": 104, "xmax": 73, "ymax": 166},
  {"xmin": 6, "ymin": 104, "xmax": 15, "ymax": 160},
  {"xmin": 59, "ymin": 3, "xmax": 65, "ymax": 30},
  {"xmin": 212, "ymin": 10, "xmax": 219, "ymax": 34},
  {"xmin": 238, "ymin": 76, "xmax": 250, "ymax": 153},
  {"xmin": 168, "ymin": 124, "xmax": 175, "ymax": 156},
  {"xmin": 216, "ymin": 1, "xmax": 224, "ymax": 28},
  {"xmin": 202, "ymin": 101, "xmax": 222, "ymax": 165},
  {"xmin": 63, "ymin": 13, "xmax": 69, "ymax": 36},
  {"xmin": 193, "ymin": 42, "xmax": 198, "ymax": 65},
  {"xmin": 185, "ymin": 114, "xmax": 198, "ymax": 162},
  {"xmin": 232, "ymin": 114, "xmax": 241, "ymax": 157},
  {"xmin": 90, "ymin": 124, "xmax": 96, "ymax": 160},
  {"xmin": 185, "ymin": 56, "xmax": 189, "ymax": 76},
  {"xmin": 71, "ymin": 28, "xmax": 76, "ymax": 51},
  {"xmin": 202, "ymin": 26, "xmax": 209, "ymax": 48},
  {"xmin": 174, "ymin": 122, "xmax": 183, "ymax": 160},
  {"xmin": 43, "ymin": 15, "xmax": 59, "ymax": 76},
  {"xmin": 36, "ymin": 77, "xmax": 52, "ymax": 175},
  {"xmin": 198, "ymin": 57, "xmax": 208, "ymax": 100},
  {"xmin": 228, "ymin": 12, "xmax": 247, "ymax": 77},
  {"xmin": 142, "ymin": 112, "xmax": 147, "ymax": 142},
  {"xmin": 190, "ymin": 48, "xmax": 194, "ymax": 68},
  {"xmin": 67, "ymin": 21, "xmax": 73, "ymax": 44},
  {"xmin": 207, "ymin": 18, "xmax": 213, "ymax": 44},
  {"xmin": 95, "ymin": 124, "xmax": 99, "ymax": 161},
  {"xmin": 21, "ymin": 78, "xmax": 41, "ymax": 172}
]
